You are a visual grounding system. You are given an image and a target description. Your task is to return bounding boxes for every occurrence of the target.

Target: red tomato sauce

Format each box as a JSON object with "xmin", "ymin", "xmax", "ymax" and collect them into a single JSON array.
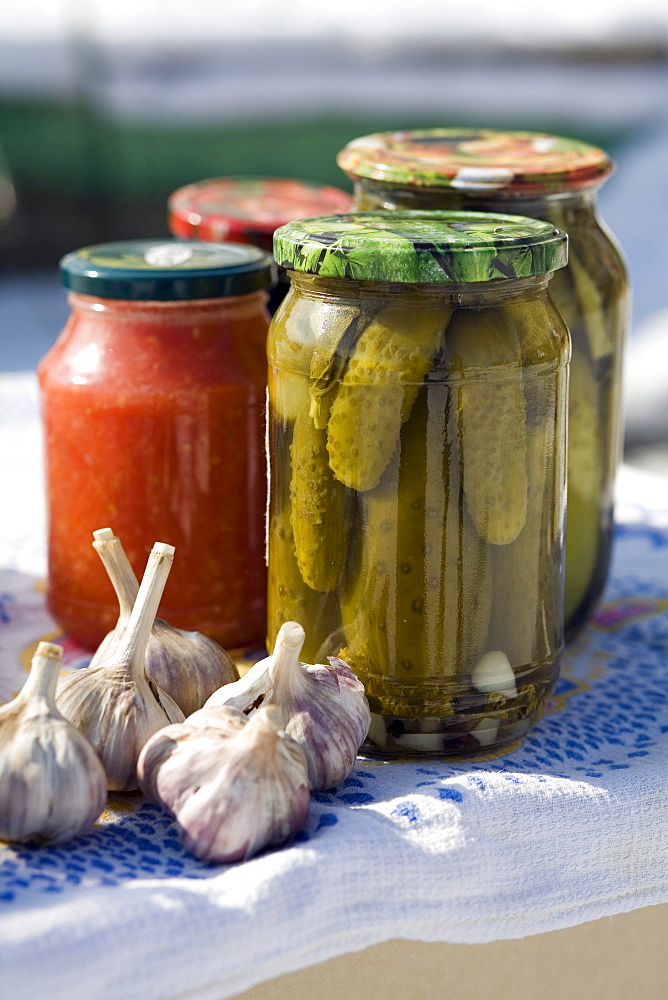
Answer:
[{"xmin": 39, "ymin": 292, "xmax": 269, "ymax": 652}]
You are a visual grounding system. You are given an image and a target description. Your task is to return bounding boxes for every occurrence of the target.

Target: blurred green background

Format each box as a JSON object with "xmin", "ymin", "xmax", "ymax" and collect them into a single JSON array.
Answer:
[
  {"xmin": 0, "ymin": 100, "xmax": 635, "ymax": 265},
  {"xmin": 2, "ymin": 0, "xmax": 668, "ymax": 441}
]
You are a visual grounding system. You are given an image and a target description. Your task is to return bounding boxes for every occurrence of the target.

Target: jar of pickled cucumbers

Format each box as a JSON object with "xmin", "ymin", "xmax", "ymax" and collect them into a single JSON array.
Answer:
[
  {"xmin": 337, "ymin": 129, "xmax": 628, "ymax": 636},
  {"xmin": 268, "ymin": 211, "xmax": 570, "ymax": 756}
]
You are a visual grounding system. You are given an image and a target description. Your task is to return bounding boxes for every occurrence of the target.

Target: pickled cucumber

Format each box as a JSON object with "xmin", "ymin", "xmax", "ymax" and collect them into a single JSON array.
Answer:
[
  {"xmin": 502, "ymin": 296, "xmax": 566, "ymax": 370},
  {"xmin": 546, "ymin": 205, "xmax": 613, "ymax": 363},
  {"xmin": 564, "ymin": 348, "xmax": 603, "ymax": 621},
  {"xmin": 545, "ymin": 211, "xmax": 625, "ymax": 630},
  {"xmin": 326, "ymin": 305, "xmax": 450, "ymax": 491},
  {"xmin": 568, "ymin": 250, "xmax": 610, "ymax": 362},
  {"xmin": 308, "ymin": 303, "xmax": 366, "ymax": 430},
  {"xmin": 340, "ymin": 385, "xmax": 491, "ymax": 689},
  {"xmin": 564, "ymin": 489, "xmax": 600, "ymax": 625},
  {"xmin": 568, "ymin": 347, "xmax": 602, "ymax": 503},
  {"xmin": 268, "ymin": 366, "xmax": 310, "ymax": 429},
  {"xmin": 268, "ymin": 291, "xmax": 318, "ymax": 422},
  {"xmin": 488, "ymin": 408, "xmax": 561, "ymax": 668},
  {"xmin": 267, "ymin": 501, "xmax": 341, "ymax": 663},
  {"xmin": 290, "ymin": 401, "xmax": 351, "ymax": 592},
  {"xmin": 448, "ymin": 307, "xmax": 528, "ymax": 545}
]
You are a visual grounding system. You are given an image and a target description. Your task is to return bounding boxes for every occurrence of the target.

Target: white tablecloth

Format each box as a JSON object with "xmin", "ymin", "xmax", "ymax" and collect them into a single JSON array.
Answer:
[{"xmin": 2, "ymin": 371, "xmax": 668, "ymax": 1000}]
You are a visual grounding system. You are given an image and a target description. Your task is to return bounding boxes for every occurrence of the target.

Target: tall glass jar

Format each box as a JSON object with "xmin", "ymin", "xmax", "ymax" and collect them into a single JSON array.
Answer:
[
  {"xmin": 168, "ymin": 177, "xmax": 352, "ymax": 315},
  {"xmin": 38, "ymin": 239, "xmax": 274, "ymax": 652},
  {"xmin": 268, "ymin": 212, "xmax": 570, "ymax": 756},
  {"xmin": 337, "ymin": 129, "xmax": 628, "ymax": 635}
]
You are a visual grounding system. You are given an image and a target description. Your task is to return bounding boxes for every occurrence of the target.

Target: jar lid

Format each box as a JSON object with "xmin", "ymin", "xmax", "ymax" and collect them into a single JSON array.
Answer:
[
  {"xmin": 60, "ymin": 239, "xmax": 275, "ymax": 300},
  {"xmin": 337, "ymin": 129, "xmax": 614, "ymax": 195},
  {"xmin": 168, "ymin": 177, "xmax": 353, "ymax": 249},
  {"xmin": 274, "ymin": 211, "xmax": 567, "ymax": 284}
]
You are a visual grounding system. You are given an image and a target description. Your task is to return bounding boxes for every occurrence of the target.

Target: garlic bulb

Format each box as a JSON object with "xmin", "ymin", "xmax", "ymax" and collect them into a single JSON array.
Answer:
[
  {"xmin": 137, "ymin": 704, "xmax": 310, "ymax": 863},
  {"xmin": 90, "ymin": 528, "xmax": 238, "ymax": 716},
  {"xmin": 57, "ymin": 543, "xmax": 185, "ymax": 791},
  {"xmin": 205, "ymin": 621, "xmax": 370, "ymax": 791},
  {"xmin": 0, "ymin": 642, "xmax": 107, "ymax": 845}
]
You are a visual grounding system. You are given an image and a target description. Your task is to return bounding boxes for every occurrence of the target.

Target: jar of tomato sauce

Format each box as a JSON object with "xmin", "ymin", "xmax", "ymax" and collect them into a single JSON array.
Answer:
[
  {"xmin": 38, "ymin": 239, "xmax": 275, "ymax": 652},
  {"xmin": 168, "ymin": 177, "xmax": 352, "ymax": 314}
]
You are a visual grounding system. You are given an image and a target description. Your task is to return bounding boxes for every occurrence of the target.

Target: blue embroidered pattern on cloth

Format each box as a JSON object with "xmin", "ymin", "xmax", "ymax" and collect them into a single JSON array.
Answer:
[
  {"xmin": 1, "ymin": 518, "xmax": 667, "ymax": 899},
  {"xmin": 1, "ymin": 490, "xmax": 668, "ymax": 1000}
]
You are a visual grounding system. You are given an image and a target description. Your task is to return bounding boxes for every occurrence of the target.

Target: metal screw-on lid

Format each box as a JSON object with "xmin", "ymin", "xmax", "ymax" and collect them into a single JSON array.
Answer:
[
  {"xmin": 337, "ymin": 128, "xmax": 614, "ymax": 194},
  {"xmin": 274, "ymin": 211, "xmax": 567, "ymax": 284},
  {"xmin": 168, "ymin": 177, "xmax": 353, "ymax": 252},
  {"xmin": 60, "ymin": 239, "xmax": 275, "ymax": 300}
]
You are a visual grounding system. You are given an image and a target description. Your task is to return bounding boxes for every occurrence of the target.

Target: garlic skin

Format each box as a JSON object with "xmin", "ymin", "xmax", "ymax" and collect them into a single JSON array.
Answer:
[
  {"xmin": 57, "ymin": 543, "xmax": 185, "ymax": 791},
  {"xmin": 90, "ymin": 528, "xmax": 238, "ymax": 716},
  {"xmin": 138, "ymin": 704, "xmax": 310, "ymax": 863},
  {"xmin": 138, "ymin": 706, "xmax": 248, "ymax": 806},
  {"xmin": 206, "ymin": 621, "xmax": 371, "ymax": 791},
  {"xmin": 0, "ymin": 642, "xmax": 107, "ymax": 845}
]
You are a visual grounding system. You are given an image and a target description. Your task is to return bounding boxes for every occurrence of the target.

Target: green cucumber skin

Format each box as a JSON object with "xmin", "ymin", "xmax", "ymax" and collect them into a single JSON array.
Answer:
[{"xmin": 290, "ymin": 402, "xmax": 352, "ymax": 593}]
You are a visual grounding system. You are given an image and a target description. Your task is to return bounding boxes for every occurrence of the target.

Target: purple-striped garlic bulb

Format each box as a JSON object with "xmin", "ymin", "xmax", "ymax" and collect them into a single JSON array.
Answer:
[
  {"xmin": 205, "ymin": 621, "xmax": 370, "ymax": 791},
  {"xmin": 0, "ymin": 642, "xmax": 107, "ymax": 845},
  {"xmin": 57, "ymin": 543, "xmax": 185, "ymax": 791},
  {"xmin": 89, "ymin": 529, "xmax": 238, "ymax": 716},
  {"xmin": 137, "ymin": 704, "xmax": 310, "ymax": 863}
]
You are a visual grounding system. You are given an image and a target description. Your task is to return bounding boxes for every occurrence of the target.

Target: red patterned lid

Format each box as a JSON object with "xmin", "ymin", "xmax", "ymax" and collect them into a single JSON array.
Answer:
[
  {"xmin": 337, "ymin": 129, "xmax": 614, "ymax": 195},
  {"xmin": 168, "ymin": 177, "xmax": 353, "ymax": 251}
]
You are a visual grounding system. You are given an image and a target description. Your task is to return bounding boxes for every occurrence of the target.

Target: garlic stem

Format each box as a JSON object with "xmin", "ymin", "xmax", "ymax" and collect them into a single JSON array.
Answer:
[
  {"xmin": 273, "ymin": 621, "xmax": 306, "ymax": 655},
  {"xmin": 20, "ymin": 641, "xmax": 62, "ymax": 705},
  {"xmin": 271, "ymin": 622, "xmax": 307, "ymax": 703},
  {"xmin": 93, "ymin": 528, "xmax": 139, "ymax": 619},
  {"xmin": 115, "ymin": 542, "xmax": 175, "ymax": 675}
]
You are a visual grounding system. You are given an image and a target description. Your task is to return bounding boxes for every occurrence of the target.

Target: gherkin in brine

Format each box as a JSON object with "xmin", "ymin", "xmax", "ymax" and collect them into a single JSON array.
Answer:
[
  {"xmin": 447, "ymin": 307, "xmax": 528, "ymax": 546},
  {"xmin": 564, "ymin": 348, "xmax": 603, "ymax": 621},
  {"xmin": 267, "ymin": 502, "xmax": 341, "ymax": 663},
  {"xmin": 487, "ymin": 297, "xmax": 568, "ymax": 665},
  {"xmin": 308, "ymin": 302, "xmax": 369, "ymax": 430},
  {"xmin": 290, "ymin": 401, "xmax": 352, "ymax": 592},
  {"xmin": 488, "ymin": 416, "xmax": 556, "ymax": 668},
  {"xmin": 501, "ymin": 295, "xmax": 567, "ymax": 373},
  {"xmin": 340, "ymin": 385, "xmax": 491, "ymax": 688},
  {"xmin": 326, "ymin": 305, "xmax": 450, "ymax": 492},
  {"xmin": 268, "ymin": 291, "xmax": 315, "ymax": 423}
]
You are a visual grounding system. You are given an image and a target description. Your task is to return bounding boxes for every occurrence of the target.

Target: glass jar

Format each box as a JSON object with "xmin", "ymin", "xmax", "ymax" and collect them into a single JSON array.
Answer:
[
  {"xmin": 168, "ymin": 177, "xmax": 352, "ymax": 314},
  {"xmin": 337, "ymin": 129, "xmax": 628, "ymax": 636},
  {"xmin": 268, "ymin": 211, "xmax": 570, "ymax": 756},
  {"xmin": 38, "ymin": 239, "xmax": 274, "ymax": 652}
]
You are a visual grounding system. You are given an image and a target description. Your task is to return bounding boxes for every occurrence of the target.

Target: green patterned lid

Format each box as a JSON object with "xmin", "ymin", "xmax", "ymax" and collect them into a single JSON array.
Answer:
[
  {"xmin": 60, "ymin": 239, "xmax": 275, "ymax": 300},
  {"xmin": 337, "ymin": 128, "xmax": 614, "ymax": 194},
  {"xmin": 273, "ymin": 211, "xmax": 567, "ymax": 284}
]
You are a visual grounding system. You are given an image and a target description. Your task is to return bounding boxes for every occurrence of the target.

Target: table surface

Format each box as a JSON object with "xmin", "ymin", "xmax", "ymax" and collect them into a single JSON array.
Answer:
[{"xmin": 2, "ymin": 371, "xmax": 668, "ymax": 1000}]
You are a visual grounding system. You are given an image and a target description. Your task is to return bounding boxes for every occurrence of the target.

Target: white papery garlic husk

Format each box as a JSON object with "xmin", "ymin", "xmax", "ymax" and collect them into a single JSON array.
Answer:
[
  {"xmin": 137, "ymin": 703, "xmax": 310, "ymax": 863},
  {"xmin": 205, "ymin": 621, "xmax": 371, "ymax": 791},
  {"xmin": 0, "ymin": 641, "xmax": 107, "ymax": 845},
  {"xmin": 57, "ymin": 543, "xmax": 185, "ymax": 791},
  {"xmin": 89, "ymin": 528, "xmax": 238, "ymax": 716}
]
